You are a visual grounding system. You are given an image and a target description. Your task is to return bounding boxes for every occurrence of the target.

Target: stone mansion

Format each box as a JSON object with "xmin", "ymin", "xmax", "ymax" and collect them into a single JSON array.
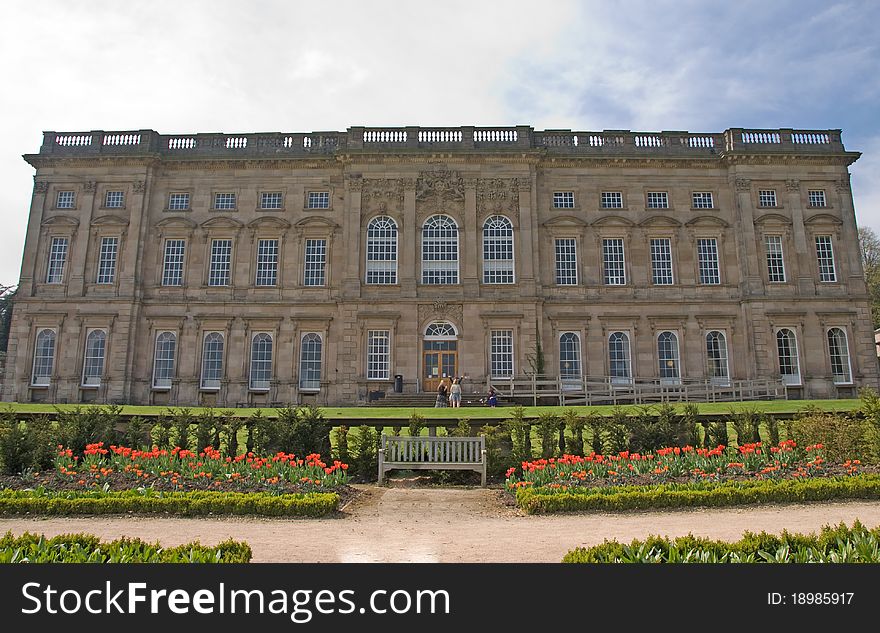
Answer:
[{"xmin": 1, "ymin": 125, "xmax": 876, "ymax": 406}]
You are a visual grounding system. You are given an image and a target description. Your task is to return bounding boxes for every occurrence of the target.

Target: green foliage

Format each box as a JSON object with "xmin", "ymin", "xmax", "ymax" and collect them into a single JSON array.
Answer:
[
  {"xmin": 224, "ymin": 415, "xmax": 245, "ymax": 458},
  {"xmin": 563, "ymin": 409, "xmax": 585, "ymax": 456},
  {"xmin": 349, "ymin": 425, "xmax": 377, "ymax": 481},
  {"xmin": 681, "ymin": 404, "xmax": 700, "ymax": 447},
  {"xmin": 333, "ymin": 425, "xmax": 350, "ymax": 462},
  {"xmin": 505, "ymin": 406, "xmax": 530, "ymax": 463},
  {"xmin": 0, "ymin": 415, "xmax": 56, "ymax": 475},
  {"xmin": 123, "ymin": 416, "xmax": 149, "ymax": 449},
  {"xmin": 706, "ymin": 420, "xmax": 729, "ymax": 448},
  {"xmin": 789, "ymin": 407, "xmax": 871, "ymax": 463},
  {"xmin": 0, "ymin": 284, "xmax": 16, "ymax": 353},
  {"xmin": 170, "ymin": 408, "xmax": 195, "ymax": 450},
  {"xmin": 480, "ymin": 423, "xmax": 513, "ymax": 478},
  {"xmin": 536, "ymin": 412, "xmax": 561, "ymax": 459},
  {"xmin": 516, "ymin": 474, "xmax": 880, "ymax": 514},
  {"xmin": 584, "ymin": 412, "xmax": 605, "ymax": 455},
  {"xmin": 408, "ymin": 411, "xmax": 427, "ymax": 437},
  {"xmin": 767, "ymin": 415, "xmax": 780, "ymax": 446},
  {"xmin": 0, "ymin": 532, "xmax": 252, "ymax": 563},
  {"xmin": 56, "ymin": 405, "xmax": 120, "ymax": 453},
  {"xmin": 0, "ymin": 488, "xmax": 339, "ymax": 517},
  {"xmin": 860, "ymin": 387, "xmax": 880, "ymax": 461},
  {"xmin": 151, "ymin": 415, "xmax": 173, "ymax": 450},
  {"xmin": 731, "ymin": 407, "xmax": 762, "ymax": 445},
  {"xmin": 194, "ymin": 408, "xmax": 218, "ymax": 453},
  {"xmin": 251, "ymin": 406, "xmax": 330, "ymax": 457},
  {"xmin": 605, "ymin": 406, "xmax": 630, "ymax": 454}
]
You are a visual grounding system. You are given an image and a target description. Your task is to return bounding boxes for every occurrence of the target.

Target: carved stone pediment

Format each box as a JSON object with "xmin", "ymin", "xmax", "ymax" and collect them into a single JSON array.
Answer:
[
  {"xmin": 362, "ymin": 178, "xmax": 404, "ymax": 215},
  {"xmin": 416, "ymin": 169, "xmax": 464, "ymax": 216},
  {"xmin": 477, "ymin": 178, "xmax": 519, "ymax": 219},
  {"xmin": 418, "ymin": 302, "xmax": 463, "ymax": 328}
]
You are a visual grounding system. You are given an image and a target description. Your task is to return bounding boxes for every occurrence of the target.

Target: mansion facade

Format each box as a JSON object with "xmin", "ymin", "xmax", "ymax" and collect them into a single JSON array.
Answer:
[{"xmin": 1, "ymin": 125, "xmax": 877, "ymax": 406}]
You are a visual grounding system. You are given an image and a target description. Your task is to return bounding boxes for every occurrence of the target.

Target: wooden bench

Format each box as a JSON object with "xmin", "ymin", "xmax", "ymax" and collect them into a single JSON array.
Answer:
[{"xmin": 378, "ymin": 435, "xmax": 487, "ymax": 486}]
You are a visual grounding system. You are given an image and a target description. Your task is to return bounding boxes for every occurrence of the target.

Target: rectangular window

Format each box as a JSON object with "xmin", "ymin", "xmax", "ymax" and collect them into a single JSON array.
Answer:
[
  {"xmin": 809, "ymin": 190, "xmax": 826, "ymax": 208},
  {"xmin": 554, "ymin": 238, "xmax": 578, "ymax": 285},
  {"xmin": 759, "ymin": 190, "xmax": 777, "ymax": 207},
  {"xmin": 104, "ymin": 190, "xmax": 124, "ymax": 208},
  {"xmin": 601, "ymin": 192, "xmax": 623, "ymax": 209},
  {"xmin": 162, "ymin": 239, "xmax": 186, "ymax": 286},
  {"xmin": 307, "ymin": 191, "xmax": 330, "ymax": 209},
  {"xmin": 304, "ymin": 238, "xmax": 326, "ymax": 286},
  {"xmin": 553, "ymin": 192, "xmax": 574, "ymax": 208},
  {"xmin": 815, "ymin": 235, "xmax": 836, "ymax": 282},
  {"xmin": 46, "ymin": 237, "xmax": 69, "ymax": 284},
  {"xmin": 168, "ymin": 193, "xmax": 190, "ymax": 210},
  {"xmin": 647, "ymin": 192, "xmax": 669, "ymax": 209},
  {"xmin": 96, "ymin": 237, "xmax": 119, "ymax": 284},
  {"xmin": 56, "ymin": 191, "xmax": 75, "ymax": 209},
  {"xmin": 367, "ymin": 330, "xmax": 390, "ymax": 380},
  {"xmin": 249, "ymin": 334, "xmax": 273, "ymax": 391},
  {"xmin": 650, "ymin": 238, "xmax": 674, "ymax": 285},
  {"xmin": 692, "ymin": 192, "xmax": 714, "ymax": 209},
  {"xmin": 765, "ymin": 235, "xmax": 786, "ymax": 283},
  {"xmin": 255, "ymin": 238, "xmax": 279, "ymax": 286},
  {"xmin": 490, "ymin": 330, "xmax": 514, "ymax": 378},
  {"xmin": 208, "ymin": 239, "xmax": 232, "ymax": 286},
  {"xmin": 213, "ymin": 193, "xmax": 236, "ymax": 210},
  {"xmin": 602, "ymin": 238, "xmax": 626, "ymax": 285},
  {"xmin": 260, "ymin": 192, "xmax": 283, "ymax": 210},
  {"xmin": 697, "ymin": 238, "xmax": 721, "ymax": 284}
]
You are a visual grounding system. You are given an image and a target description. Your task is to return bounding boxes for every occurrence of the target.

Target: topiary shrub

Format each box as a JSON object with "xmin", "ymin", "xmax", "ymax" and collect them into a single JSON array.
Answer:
[{"xmin": 788, "ymin": 407, "xmax": 871, "ymax": 463}]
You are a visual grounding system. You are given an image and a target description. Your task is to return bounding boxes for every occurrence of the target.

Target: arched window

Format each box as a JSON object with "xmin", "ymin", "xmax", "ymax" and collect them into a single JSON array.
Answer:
[
  {"xmin": 421, "ymin": 215, "xmax": 459, "ymax": 284},
  {"xmin": 425, "ymin": 322, "xmax": 457, "ymax": 338},
  {"xmin": 559, "ymin": 332, "xmax": 582, "ymax": 390},
  {"xmin": 299, "ymin": 333, "xmax": 323, "ymax": 391},
  {"xmin": 82, "ymin": 329, "xmax": 106, "ymax": 387},
  {"xmin": 32, "ymin": 328, "xmax": 56, "ymax": 386},
  {"xmin": 827, "ymin": 328, "xmax": 852, "ymax": 384},
  {"xmin": 152, "ymin": 331, "xmax": 176, "ymax": 389},
  {"xmin": 482, "ymin": 215, "xmax": 514, "ymax": 284},
  {"xmin": 200, "ymin": 332, "xmax": 224, "ymax": 390},
  {"xmin": 608, "ymin": 332, "xmax": 631, "ymax": 385},
  {"xmin": 249, "ymin": 333, "xmax": 273, "ymax": 391},
  {"xmin": 706, "ymin": 331, "xmax": 729, "ymax": 386},
  {"xmin": 658, "ymin": 331, "xmax": 680, "ymax": 384},
  {"xmin": 366, "ymin": 216, "xmax": 398, "ymax": 284},
  {"xmin": 776, "ymin": 329, "xmax": 800, "ymax": 385}
]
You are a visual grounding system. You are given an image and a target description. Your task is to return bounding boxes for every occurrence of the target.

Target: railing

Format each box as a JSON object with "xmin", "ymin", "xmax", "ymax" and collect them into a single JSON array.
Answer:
[
  {"xmin": 34, "ymin": 127, "xmax": 847, "ymax": 158},
  {"xmin": 379, "ymin": 435, "xmax": 487, "ymax": 485},
  {"xmin": 487, "ymin": 375, "xmax": 787, "ymax": 406}
]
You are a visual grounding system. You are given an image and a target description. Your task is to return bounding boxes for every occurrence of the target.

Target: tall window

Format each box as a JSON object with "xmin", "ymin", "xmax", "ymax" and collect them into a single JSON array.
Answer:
[
  {"xmin": 82, "ymin": 329, "xmax": 106, "ymax": 387},
  {"xmin": 307, "ymin": 191, "xmax": 330, "ymax": 209},
  {"xmin": 808, "ymin": 190, "xmax": 826, "ymax": 208},
  {"xmin": 815, "ymin": 235, "xmax": 836, "ymax": 282},
  {"xmin": 555, "ymin": 238, "xmax": 578, "ymax": 285},
  {"xmin": 697, "ymin": 238, "xmax": 720, "ymax": 284},
  {"xmin": 650, "ymin": 238, "xmax": 673, "ymax": 285},
  {"xmin": 602, "ymin": 238, "xmax": 626, "ymax": 285},
  {"xmin": 553, "ymin": 192, "xmax": 574, "ymax": 208},
  {"xmin": 168, "ymin": 193, "xmax": 190, "ymax": 210},
  {"xmin": 162, "ymin": 239, "xmax": 186, "ymax": 286},
  {"xmin": 490, "ymin": 330, "xmax": 514, "ymax": 378},
  {"xmin": 776, "ymin": 329, "xmax": 801, "ymax": 385},
  {"xmin": 96, "ymin": 237, "xmax": 119, "ymax": 284},
  {"xmin": 249, "ymin": 333, "xmax": 273, "ymax": 390},
  {"xmin": 559, "ymin": 332, "xmax": 582, "ymax": 385},
  {"xmin": 366, "ymin": 216, "xmax": 398, "ymax": 284},
  {"xmin": 601, "ymin": 192, "xmax": 623, "ymax": 209},
  {"xmin": 152, "ymin": 331, "xmax": 176, "ymax": 389},
  {"xmin": 255, "ymin": 239, "xmax": 279, "ymax": 286},
  {"xmin": 765, "ymin": 235, "xmax": 786, "ymax": 283},
  {"xmin": 706, "ymin": 331, "xmax": 729, "ymax": 386},
  {"xmin": 46, "ymin": 237, "xmax": 69, "ymax": 283},
  {"xmin": 692, "ymin": 192, "xmax": 714, "ymax": 209},
  {"xmin": 482, "ymin": 215, "xmax": 514, "ymax": 284},
  {"xmin": 759, "ymin": 190, "xmax": 777, "ymax": 207},
  {"xmin": 260, "ymin": 192, "xmax": 283, "ymax": 210},
  {"xmin": 31, "ymin": 329, "xmax": 56, "ymax": 386},
  {"xmin": 304, "ymin": 238, "xmax": 326, "ymax": 286},
  {"xmin": 608, "ymin": 332, "xmax": 631, "ymax": 384},
  {"xmin": 658, "ymin": 331, "xmax": 680, "ymax": 384},
  {"xmin": 208, "ymin": 239, "xmax": 232, "ymax": 286},
  {"xmin": 421, "ymin": 215, "xmax": 459, "ymax": 284},
  {"xmin": 213, "ymin": 193, "xmax": 236, "ymax": 210},
  {"xmin": 299, "ymin": 333, "xmax": 323, "ymax": 391},
  {"xmin": 56, "ymin": 191, "xmax": 75, "ymax": 209},
  {"xmin": 104, "ymin": 191, "xmax": 125, "ymax": 208},
  {"xmin": 647, "ymin": 192, "xmax": 669, "ymax": 209},
  {"xmin": 200, "ymin": 332, "xmax": 224, "ymax": 390},
  {"xmin": 367, "ymin": 330, "xmax": 390, "ymax": 380},
  {"xmin": 827, "ymin": 328, "xmax": 852, "ymax": 384}
]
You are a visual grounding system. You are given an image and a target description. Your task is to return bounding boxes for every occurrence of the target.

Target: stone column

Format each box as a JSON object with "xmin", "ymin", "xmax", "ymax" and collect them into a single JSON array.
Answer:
[
  {"xmin": 119, "ymin": 177, "xmax": 148, "ymax": 297},
  {"xmin": 59, "ymin": 316, "xmax": 81, "ymax": 402},
  {"xmin": 277, "ymin": 316, "xmax": 297, "ymax": 404},
  {"xmin": 21, "ymin": 180, "xmax": 50, "ymax": 296},
  {"xmin": 732, "ymin": 177, "xmax": 762, "ymax": 294},
  {"xmin": 67, "ymin": 180, "xmax": 97, "ymax": 296},
  {"xmin": 177, "ymin": 315, "xmax": 199, "ymax": 405},
  {"xmin": 227, "ymin": 316, "xmax": 248, "ymax": 405},
  {"xmin": 462, "ymin": 178, "xmax": 478, "ymax": 296},
  {"xmin": 836, "ymin": 176, "xmax": 864, "ymax": 290},
  {"xmin": 343, "ymin": 176, "xmax": 363, "ymax": 298},
  {"xmin": 516, "ymin": 177, "xmax": 536, "ymax": 295},
  {"xmin": 785, "ymin": 179, "xmax": 815, "ymax": 294},
  {"xmin": 401, "ymin": 179, "xmax": 417, "ymax": 296}
]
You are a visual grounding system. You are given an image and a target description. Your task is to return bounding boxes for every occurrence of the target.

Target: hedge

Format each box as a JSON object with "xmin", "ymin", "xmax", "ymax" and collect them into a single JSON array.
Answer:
[
  {"xmin": 0, "ymin": 531, "xmax": 252, "ymax": 563},
  {"xmin": 516, "ymin": 474, "xmax": 880, "ymax": 514},
  {"xmin": 0, "ymin": 488, "xmax": 339, "ymax": 517},
  {"xmin": 562, "ymin": 521, "xmax": 880, "ymax": 563}
]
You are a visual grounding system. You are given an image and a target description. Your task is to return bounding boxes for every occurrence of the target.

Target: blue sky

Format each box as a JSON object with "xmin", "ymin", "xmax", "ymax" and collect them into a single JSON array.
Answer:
[{"xmin": 1, "ymin": 0, "xmax": 878, "ymax": 285}]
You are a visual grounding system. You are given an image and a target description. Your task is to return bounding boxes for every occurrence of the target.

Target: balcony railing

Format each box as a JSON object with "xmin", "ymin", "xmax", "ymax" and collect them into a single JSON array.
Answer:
[{"xmin": 34, "ymin": 127, "xmax": 847, "ymax": 159}]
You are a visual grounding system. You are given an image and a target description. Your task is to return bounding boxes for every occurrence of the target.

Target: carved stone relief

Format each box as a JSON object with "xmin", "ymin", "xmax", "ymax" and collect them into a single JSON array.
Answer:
[
  {"xmin": 416, "ymin": 169, "xmax": 464, "ymax": 217},
  {"xmin": 477, "ymin": 178, "xmax": 519, "ymax": 220},
  {"xmin": 418, "ymin": 302, "xmax": 464, "ymax": 328}
]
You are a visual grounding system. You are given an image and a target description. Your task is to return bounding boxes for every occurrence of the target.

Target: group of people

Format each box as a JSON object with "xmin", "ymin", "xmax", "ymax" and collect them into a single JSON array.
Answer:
[{"xmin": 435, "ymin": 377, "xmax": 497, "ymax": 408}]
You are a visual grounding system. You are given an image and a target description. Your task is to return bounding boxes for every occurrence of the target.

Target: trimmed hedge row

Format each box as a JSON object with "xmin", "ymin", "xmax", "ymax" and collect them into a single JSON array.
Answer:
[
  {"xmin": 562, "ymin": 521, "xmax": 880, "ymax": 563},
  {"xmin": 1, "ymin": 531, "xmax": 252, "ymax": 563},
  {"xmin": 0, "ymin": 488, "xmax": 339, "ymax": 517},
  {"xmin": 516, "ymin": 474, "xmax": 880, "ymax": 514}
]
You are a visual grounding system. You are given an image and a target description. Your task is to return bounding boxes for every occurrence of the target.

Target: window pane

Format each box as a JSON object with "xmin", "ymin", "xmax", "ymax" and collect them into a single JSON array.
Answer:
[
  {"xmin": 808, "ymin": 190, "xmax": 826, "ymax": 208},
  {"xmin": 647, "ymin": 192, "xmax": 668, "ymax": 209},
  {"xmin": 304, "ymin": 239, "xmax": 326, "ymax": 286},
  {"xmin": 776, "ymin": 329, "xmax": 800, "ymax": 385},
  {"xmin": 827, "ymin": 328, "xmax": 851, "ymax": 384},
  {"xmin": 658, "ymin": 331, "xmax": 680, "ymax": 383},
  {"xmin": 490, "ymin": 330, "xmax": 513, "ymax": 378},
  {"xmin": 697, "ymin": 238, "xmax": 720, "ymax": 284},
  {"xmin": 692, "ymin": 192, "xmax": 713, "ymax": 209},
  {"xmin": 32, "ymin": 329, "xmax": 56, "ymax": 386},
  {"xmin": 367, "ymin": 330, "xmax": 390, "ymax": 379},
  {"xmin": 308, "ymin": 192, "xmax": 330, "ymax": 209},
  {"xmin": 559, "ymin": 333, "xmax": 581, "ymax": 380},
  {"xmin": 56, "ymin": 191, "xmax": 75, "ymax": 209},
  {"xmin": 555, "ymin": 238, "xmax": 577, "ymax": 285},
  {"xmin": 815, "ymin": 235, "xmax": 836, "ymax": 282},
  {"xmin": 765, "ymin": 235, "xmax": 786, "ymax": 283},
  {"xmin": 759, "ymin": 190, "xmax": 777, "ymax": 207},
  {"xmin": 299, "ymin": 333, "xmax": 323, "ymax": 390},
  {"xmin": 603, "ymin": 238, "xmax": 626, "ymax": 285},
  {"xmin": 208, "ymin": 239, "xmax": 232, "ymax": 286},
  {"xmin": 601, "ymin": 192, "xmax": 622, "ymax": 209},
  {"xmin": 104, "ymin": 191, "xmax": 124, "ymax": 208},
  {"xmin": 422, "ymin": 215, "xmax": 459, "ymax": 284},
  {"xmin": 162, "ymin": 239, "xmax": 186, "ymax": 286},
  {"xmin": 201, "ymin": 332, "xmax": 224, "ymax": 390},
  {"xmin": 214, "ymin": 193, "xmax": 236, "ymax": 210},
  {"xmin": 366, "ymin": 216, "xmax": 398, "ymax": 284},
  {"xmin": 96, "ymin": 237, "xmax": 118, "ymax": 284},
  {"xmin": 706, "ymin": 331, "xmax": 729, "ymax": 386},
  {"xmin": 168, "ymin": 193, "xmax": 190, "ymax": 210},
  {"xmin": 47, "ymin": 237, "xmax": 69, "ymax": 284},
  {"xmin": 482, "ymin": 216, "xmax": 514, "ymax": 284},
  {"xmin": 608, "ymin": 332, "xmax": 631, "ymax": 384},
  {"xmin": 553, "ymin": 192, "xmax": 574, "ymax": 208},
  {"xmin": 650, "ymin": 238, "xmax": 673, "ymax": 285},
  {"xmin": 255, "ymin": 239, "xmax": 279, "ymax": 286},
  {"xmin": 249, "ymin": 333, "xmax": 273, "ymax": 390},
  {"xmin": 260, "ymin": 192, "xmax": 283, "ymax": 210},
  {"xmin": 153, "ymin": 332, "xmax": 176, "ymax": 388},
  {"xmin": 82, "ymin": 330, "xmax": 106, "ymax": 386}
]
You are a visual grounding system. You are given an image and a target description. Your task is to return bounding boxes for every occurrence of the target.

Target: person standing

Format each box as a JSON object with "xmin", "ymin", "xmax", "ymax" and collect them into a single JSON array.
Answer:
[
  {"xmin": 435, "ymin": 378, "xmax": 449, "ymax": 407},
  {"xmin": 487, "ymin": 386, "xmax": 498, "ymax": 407},
  {"xmin": 449, "ymin": 377, "xmax": 462, "ymax": 408}
]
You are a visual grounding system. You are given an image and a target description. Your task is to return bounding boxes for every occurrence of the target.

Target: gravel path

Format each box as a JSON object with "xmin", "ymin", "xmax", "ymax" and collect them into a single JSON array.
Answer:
[{"xmin": 2, "ymin": 486, "xmax": 879, "ymax": 562}]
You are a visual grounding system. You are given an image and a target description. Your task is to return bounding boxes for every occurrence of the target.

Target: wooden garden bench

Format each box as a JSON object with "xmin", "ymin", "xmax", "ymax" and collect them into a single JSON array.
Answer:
[{"xmin": 378, "ymin": 435, "xmax": 487, "ymax": 487}]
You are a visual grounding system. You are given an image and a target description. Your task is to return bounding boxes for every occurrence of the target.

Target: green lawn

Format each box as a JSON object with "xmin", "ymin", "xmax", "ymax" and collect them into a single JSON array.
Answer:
[{"xmin": 0, "ymin": 399, "xmax": 862, "ymax": 420}]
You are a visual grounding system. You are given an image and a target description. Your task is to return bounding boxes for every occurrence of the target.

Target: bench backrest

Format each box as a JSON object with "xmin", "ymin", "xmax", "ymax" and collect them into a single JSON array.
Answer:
[{"xmin": 381, "ymin": 435, "xmax": 485, "ymax": 464}]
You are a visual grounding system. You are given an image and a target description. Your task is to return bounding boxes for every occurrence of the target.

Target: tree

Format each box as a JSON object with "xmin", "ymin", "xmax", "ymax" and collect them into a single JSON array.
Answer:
[
  {"xmin": 859, "ymin": 227, "xmax": 880, "ymax": 329},
  {"xmin": 0, "ymin": 284, "xmax": 16, "ymax": 353}
]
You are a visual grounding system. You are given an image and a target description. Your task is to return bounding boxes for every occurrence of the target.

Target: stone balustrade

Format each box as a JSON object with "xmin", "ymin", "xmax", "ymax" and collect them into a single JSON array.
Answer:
[{"xmin": 35, "ymin": 126, "xmax": 847, "ymax": 158}]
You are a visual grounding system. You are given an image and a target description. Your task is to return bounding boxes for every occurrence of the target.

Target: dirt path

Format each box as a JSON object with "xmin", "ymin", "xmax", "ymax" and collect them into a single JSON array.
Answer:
[{"xmin": 3, "ymin": 486, "xmax": 880, "ymax": 562}]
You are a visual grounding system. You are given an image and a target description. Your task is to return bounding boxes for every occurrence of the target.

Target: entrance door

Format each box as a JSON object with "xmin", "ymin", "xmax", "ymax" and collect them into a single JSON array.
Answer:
[{"xmin": 423, "ymin": 344, "xmax": 457, "ymax": 392}]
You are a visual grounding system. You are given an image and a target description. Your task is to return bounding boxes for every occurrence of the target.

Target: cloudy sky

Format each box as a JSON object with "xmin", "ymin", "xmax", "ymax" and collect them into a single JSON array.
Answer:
[{"xmin": 1, "ymin": 0, "xmax": 878, "ymax": 286}]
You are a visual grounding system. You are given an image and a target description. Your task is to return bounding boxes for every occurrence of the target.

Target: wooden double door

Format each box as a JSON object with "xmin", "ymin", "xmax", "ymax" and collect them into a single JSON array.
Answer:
[{"xmin": 423, "ymin": 340, "xmax": 457, "ymax": 392}]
